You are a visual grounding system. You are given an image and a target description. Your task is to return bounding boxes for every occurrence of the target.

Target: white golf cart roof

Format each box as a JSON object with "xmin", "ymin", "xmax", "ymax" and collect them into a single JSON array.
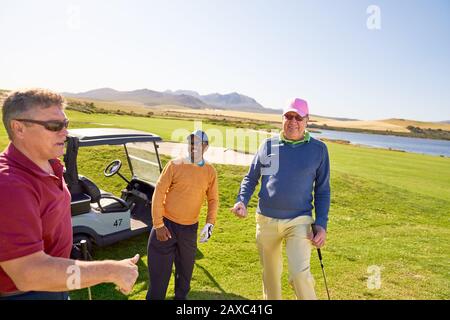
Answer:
[{"xmin": 68, "ymin": 128, "xmax": 162, "ymax": 147}]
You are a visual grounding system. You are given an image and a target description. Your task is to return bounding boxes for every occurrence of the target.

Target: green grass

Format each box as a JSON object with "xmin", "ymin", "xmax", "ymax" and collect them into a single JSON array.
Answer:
[
  {"xmin": 327, "ymin": 143, "xmax": 450, "ymax": 201},
  {"xmin": 66, "ymin": 110, "xmax": 272, "ymax": 154},
  {"xmin": 0, "ymin": 111, "xmax": 449, "ymax": 300},
  {"xmin": 67, "ymin": 148, "xmax": 450, "ymax": 300}
]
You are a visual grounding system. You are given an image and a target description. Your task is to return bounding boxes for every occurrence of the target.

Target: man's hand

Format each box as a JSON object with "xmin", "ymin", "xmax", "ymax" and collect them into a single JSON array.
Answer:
[
  {"xmin": 112, "ymin": 254, "xmax": 140, "ymax": 295},
  {"xmin": 230, "ymin": 201, "xmax": 247, "ymax": 218},
  {"xmin": 155, "ymin": 226, "xmax": 172, "ymax": 241},
  {"xmin": 199, "ymin": 223, "xmax": 214, "ymax": 243},
  {"xmin": 311, "ymin": 224, "xmax": 326, "ymax": 248}
]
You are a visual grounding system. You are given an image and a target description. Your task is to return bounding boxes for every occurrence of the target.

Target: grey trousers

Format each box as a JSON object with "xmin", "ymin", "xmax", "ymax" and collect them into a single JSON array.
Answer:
[{"xmin": 0, "ymin": 291, "xmax": 69, "ymax": 300}]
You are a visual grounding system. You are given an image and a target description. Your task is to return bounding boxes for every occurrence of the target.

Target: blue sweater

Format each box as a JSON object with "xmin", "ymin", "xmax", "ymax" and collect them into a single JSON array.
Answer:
[{"xmin": 237, "ymin": 135, "xmax": 331, "ymax": 230}]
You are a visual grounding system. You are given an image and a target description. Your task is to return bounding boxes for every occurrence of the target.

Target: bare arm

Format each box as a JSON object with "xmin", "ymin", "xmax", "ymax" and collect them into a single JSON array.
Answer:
[{"xmin": 0, "ymin": 251, "xmax": 139, "ymax": 294}]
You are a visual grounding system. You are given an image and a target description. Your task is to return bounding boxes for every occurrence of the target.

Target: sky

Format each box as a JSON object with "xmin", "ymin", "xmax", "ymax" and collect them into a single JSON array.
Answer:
[{"xmin": 0, "ymin": 0, "xmax": 449, "ymax": 121}]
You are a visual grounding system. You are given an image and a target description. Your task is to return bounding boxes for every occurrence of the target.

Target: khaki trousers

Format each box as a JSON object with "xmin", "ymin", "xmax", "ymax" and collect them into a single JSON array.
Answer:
[{"xmin": 256, "ymin": 213, "xmax": 317, "ymax": 300}]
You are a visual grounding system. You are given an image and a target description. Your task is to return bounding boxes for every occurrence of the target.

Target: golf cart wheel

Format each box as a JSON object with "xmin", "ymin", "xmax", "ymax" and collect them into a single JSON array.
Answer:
[{"xmin": 71, "ymin": 234, "xmax": 93, "ymax": 260}]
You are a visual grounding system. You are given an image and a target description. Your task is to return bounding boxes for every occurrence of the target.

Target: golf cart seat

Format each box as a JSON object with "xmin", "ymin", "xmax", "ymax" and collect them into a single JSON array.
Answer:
[{"xmin": 77, "ymin": 176, "xmax": 130, "ymax": 213}]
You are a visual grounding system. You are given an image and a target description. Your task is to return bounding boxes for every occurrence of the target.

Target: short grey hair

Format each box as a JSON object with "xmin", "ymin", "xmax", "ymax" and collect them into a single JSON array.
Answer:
[{"xmin": 2, "ymin": 89, "xmax": 65, "ymax": 140}]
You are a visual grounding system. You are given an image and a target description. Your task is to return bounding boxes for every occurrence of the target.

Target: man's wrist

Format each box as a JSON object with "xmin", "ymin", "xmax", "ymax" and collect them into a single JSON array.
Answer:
[
  {"xmin": 75, "ymin": 259, "xmax": 115, "ymax": 285},
  {"xmin": 313, "ymin": 220, "xmax": 327, "ymax": 231}
]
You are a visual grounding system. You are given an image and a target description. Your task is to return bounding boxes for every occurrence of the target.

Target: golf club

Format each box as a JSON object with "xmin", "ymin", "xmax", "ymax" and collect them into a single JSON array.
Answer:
[
  {"xmin": 312, "ymin": 224, "xmax": 331, "ymax": 300},
  {"xmin": 80, "ymin": 240, "xmax": 92, "ymax": 300}
]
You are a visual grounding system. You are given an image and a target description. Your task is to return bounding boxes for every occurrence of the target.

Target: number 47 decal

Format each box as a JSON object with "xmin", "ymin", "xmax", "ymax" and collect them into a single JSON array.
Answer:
[{"xmin": 113, "ymin": 219, "xmax": 123, "ymax": 227}]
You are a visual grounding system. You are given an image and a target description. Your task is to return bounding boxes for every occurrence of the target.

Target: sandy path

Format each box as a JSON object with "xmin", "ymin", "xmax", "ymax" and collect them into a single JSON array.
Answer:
[{"xmin": 157, "ymin": 142, "xmax": 255, "ymax": 166}]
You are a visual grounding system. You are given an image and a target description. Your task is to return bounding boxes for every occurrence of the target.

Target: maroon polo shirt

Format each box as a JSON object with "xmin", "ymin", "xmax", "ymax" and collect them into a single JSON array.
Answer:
[{"xmin": 0, "ymin": 143, "xmax": 72, "ymax": 293}]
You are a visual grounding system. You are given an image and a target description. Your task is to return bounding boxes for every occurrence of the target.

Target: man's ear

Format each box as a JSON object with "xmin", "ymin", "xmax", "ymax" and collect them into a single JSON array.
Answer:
[
  {"xmin": 10, "ymin": 120, "xmax": 26, "ymax": 140},
  {"xmin": 203, "ymin": 143, "xmax": 209, "ymax": 153}
]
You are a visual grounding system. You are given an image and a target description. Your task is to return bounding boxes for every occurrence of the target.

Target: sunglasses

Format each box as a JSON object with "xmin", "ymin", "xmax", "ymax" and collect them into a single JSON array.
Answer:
[
  {"xmin": 284, "ymin": 114, "xmax": 307, "ymax": 121},
  {"xmin": 15, "ymin": 118, "xmax": 69, "ymax": 132}
]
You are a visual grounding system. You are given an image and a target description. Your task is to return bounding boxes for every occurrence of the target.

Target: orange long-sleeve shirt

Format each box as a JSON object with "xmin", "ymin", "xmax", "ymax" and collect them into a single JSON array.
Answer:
[{"xmin": 151, "ymin": 159, "xmax": 219, "ymax": 228}]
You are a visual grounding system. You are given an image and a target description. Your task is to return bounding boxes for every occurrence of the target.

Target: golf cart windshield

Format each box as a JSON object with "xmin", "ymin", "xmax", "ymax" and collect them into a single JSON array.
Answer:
[{"xmin": 126, "ymin": 142, "xmax": 161, "ymax": 185}]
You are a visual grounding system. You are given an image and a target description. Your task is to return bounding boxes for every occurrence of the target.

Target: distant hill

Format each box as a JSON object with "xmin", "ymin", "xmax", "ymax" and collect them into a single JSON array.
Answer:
[
  {"xmin": 165, "ymin": 89, "xmax": 202, "ymax": 99},
  {"xmin": 202, "ymin": 92, "xmax": 262, "ymax": 109},
  {"xmin": 168, "ymin": 89, "xmax": 273, "ymax": 111},
  {"xmin": 382, "ymin": 118, "xmax": 450, "ymax": 131},
  {"xmin": 63, "ymin": 88, "xmax": 276, "ymax": 112},
  {"xmin": 63, "ymin": 88, "xmax": 208, "ymax": 109}
]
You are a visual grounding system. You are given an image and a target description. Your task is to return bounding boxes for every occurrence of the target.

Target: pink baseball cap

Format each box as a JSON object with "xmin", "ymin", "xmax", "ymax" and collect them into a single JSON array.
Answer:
[{"xmin": 283, "ymin": 98, "xmax": 309, "ymax": 117}]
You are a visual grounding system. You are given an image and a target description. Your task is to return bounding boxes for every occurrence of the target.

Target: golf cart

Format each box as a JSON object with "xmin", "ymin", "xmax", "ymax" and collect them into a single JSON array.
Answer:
[{"xmin": 63, "ymin": 128, "xmax": 163, "ymax": 258}]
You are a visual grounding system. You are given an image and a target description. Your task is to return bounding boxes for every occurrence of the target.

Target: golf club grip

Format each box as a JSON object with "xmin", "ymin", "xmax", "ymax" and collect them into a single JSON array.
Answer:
[
  {"xmin": 312, "ymin": 224, "xmax": 317, "ymax": 236},
  {"xmin": 79, "ymin": 240, "xmax": 93, "ymax": 300},
  {"xmin": 80, "ymin": 240, "xmax": 88, "ymax": 261},
  {"xmin": 317, "ymin": 248, "xmax": 323, "ymax": 260}
]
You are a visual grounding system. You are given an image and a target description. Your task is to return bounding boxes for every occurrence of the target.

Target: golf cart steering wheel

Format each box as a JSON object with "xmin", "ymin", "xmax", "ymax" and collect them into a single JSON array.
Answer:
[{"xmin": 104, "ymin": 160, "xmax": 122, "ymax": 177}]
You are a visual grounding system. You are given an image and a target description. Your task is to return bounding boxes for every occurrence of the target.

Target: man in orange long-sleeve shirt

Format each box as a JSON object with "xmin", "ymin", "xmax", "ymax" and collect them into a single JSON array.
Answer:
[{"xmin": 146, "ymin": 130, "xmax": 219, "ymax": 300}]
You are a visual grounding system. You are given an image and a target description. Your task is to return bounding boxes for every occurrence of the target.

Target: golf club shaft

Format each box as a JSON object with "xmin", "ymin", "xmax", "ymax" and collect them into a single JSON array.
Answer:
[
  {"xmin": 317, "ymin": 247, "xmax": 323, "ymax": 261},
  {"xmin": 312, "ymin": 225, "xmax": 331, "ymax": 300},
  {"xmin": 80, "ymin": 240, "xmax": 93, "ymax": 300},
  {"xmin": 317, "ymin": 248, "xmax": 331, "ymax": 300}
]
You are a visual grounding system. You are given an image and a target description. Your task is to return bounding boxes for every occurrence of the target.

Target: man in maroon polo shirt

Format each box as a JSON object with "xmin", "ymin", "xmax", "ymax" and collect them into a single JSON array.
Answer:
[{"xmin": 0, "ymin": 89, "xmax": 140, "ymax": 300}]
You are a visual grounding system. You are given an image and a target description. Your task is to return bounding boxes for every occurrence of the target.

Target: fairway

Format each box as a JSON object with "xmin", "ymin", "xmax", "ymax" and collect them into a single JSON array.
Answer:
[
  {"xmin": 65, "ymin": 97, "xmax": 450, "ymax": 132},
  {"xmin": 66, "ymin": 110, "xmax": 273, "ymax": 154},
  {"xmin": 0, "ymin": 111, "xmax": 448, "ymax": 300}
]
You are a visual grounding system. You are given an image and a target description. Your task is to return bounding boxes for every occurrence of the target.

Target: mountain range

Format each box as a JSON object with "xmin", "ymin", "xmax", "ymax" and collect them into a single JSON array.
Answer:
[{"xmin": 62, "ymin": 88, "xmax": 280, "ymax": 113}]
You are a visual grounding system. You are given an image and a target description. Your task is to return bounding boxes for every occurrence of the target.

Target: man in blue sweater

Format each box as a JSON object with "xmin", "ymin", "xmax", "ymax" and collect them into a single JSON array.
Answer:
[{"xmin": 231, "ymin": 98, "xmax": 330, "ymax": 300}]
